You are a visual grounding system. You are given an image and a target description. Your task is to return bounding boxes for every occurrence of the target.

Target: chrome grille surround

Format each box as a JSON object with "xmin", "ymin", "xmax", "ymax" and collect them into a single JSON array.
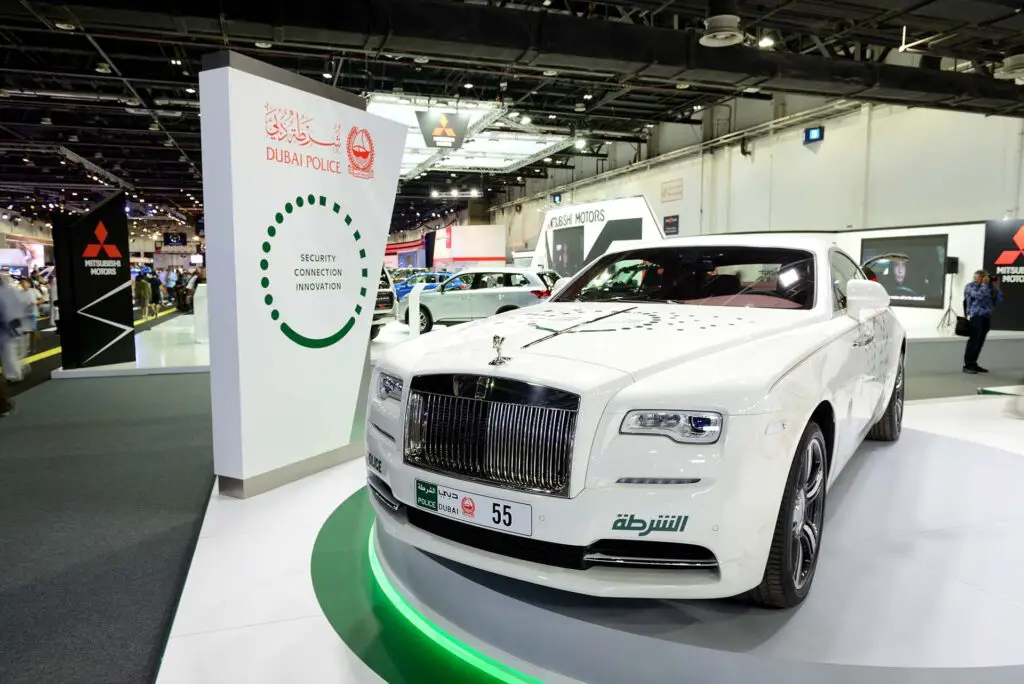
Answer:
[{"xmin": 404, "ymin": 374, "xmax": 580, "ymax": 497}]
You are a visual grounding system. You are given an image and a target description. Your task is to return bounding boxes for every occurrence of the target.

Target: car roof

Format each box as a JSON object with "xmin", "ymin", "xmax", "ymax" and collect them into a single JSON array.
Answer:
[
  {"xmin": 449, "ymin": 265, "xmax": 550, "ymax": 274},
  {"xmin": 610, "ymin": 232, "xmax": 841, "ymax": 255}
]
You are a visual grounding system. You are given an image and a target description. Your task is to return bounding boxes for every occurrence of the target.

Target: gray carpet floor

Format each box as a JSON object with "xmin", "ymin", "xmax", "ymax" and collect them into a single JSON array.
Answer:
[
  {"xmin": 0, "ymin": 375, "xmax": 214, "ymax": 684},
  {"xmin": 908, "ymin": 370, "xmax": 1021, "ymax": 401}
]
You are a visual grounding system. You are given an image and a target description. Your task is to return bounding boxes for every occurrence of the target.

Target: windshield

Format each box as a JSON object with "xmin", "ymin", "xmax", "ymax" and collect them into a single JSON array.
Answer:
[{"xmin": 554, "ymin": 246, "xmax": 816, "ymax": 310}]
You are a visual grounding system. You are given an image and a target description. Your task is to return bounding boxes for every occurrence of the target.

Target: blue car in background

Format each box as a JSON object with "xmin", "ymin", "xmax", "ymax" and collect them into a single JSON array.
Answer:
[{"xmin": 394, "ymin": 272, "xmax": 449, "ymax": 300}]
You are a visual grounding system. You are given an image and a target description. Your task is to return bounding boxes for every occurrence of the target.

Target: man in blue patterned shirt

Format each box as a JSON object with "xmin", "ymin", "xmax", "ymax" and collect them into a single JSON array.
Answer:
[{"xmin": 963, "ymin": 270, "xmax": 1004, "ymax": 373}]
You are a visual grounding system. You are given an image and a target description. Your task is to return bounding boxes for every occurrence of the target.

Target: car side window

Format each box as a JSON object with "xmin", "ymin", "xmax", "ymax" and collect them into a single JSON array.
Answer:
[
  {"xmin": 830, "ymin": 251, "xmax": 865, "ymax": 311},
  {"xmin": 441, "ymin": 275, "xmax": 471, "ymax": 291},
  {"xmin": 508, "ymin": 273, "xmax": 531, "ymax": 287},
  {"xmin": 472, "ymin": 273, "xmax": 504, "ymax": 290}
]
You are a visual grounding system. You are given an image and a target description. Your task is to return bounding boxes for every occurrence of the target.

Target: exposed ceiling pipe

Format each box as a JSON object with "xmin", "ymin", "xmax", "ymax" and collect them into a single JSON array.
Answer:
[
  {"xmin": 701, "ymin": 0, "xmax": 743, "ymax": 48},
  {"xmin": 1, "ymin": 88, "xmax": 135, "ymax": 103}
]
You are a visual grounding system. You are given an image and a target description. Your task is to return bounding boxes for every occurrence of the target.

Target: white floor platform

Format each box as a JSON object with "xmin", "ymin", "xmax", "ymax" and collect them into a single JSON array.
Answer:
[
  {"xmin": 50, "ymin": 319, "xmax": 414, "ymax": 379},
  {"xmin": 155, "ymin": 396, "xmax": 1024, "ymax": 684}
]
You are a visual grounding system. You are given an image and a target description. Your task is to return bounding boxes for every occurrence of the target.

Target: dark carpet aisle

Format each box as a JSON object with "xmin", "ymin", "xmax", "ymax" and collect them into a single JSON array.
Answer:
[{"xmin": 0, "ymin": 375, "xmax": 214, "ymax": 684}]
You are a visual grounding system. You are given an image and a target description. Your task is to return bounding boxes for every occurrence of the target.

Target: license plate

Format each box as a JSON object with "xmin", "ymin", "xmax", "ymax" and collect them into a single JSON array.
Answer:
[{"xmin": 415, "ymin": 479, "xmax": 533, "ymax": 536}]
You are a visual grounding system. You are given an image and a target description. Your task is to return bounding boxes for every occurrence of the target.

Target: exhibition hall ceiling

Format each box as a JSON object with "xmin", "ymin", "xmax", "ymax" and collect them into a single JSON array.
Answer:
[{"xmin": 1, "ymin": 0, "xmax": 1023, "ymax": 232}]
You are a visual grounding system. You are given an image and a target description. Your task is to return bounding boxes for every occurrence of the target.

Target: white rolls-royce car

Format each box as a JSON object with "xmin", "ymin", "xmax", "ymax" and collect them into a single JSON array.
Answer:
[
  {"xmin": 396, "ymin": 266, "xmax": 560, "ymax": 334},
  {"xmin": 366, "ymin": 234, "xmax": 905, "ymax": 608}
]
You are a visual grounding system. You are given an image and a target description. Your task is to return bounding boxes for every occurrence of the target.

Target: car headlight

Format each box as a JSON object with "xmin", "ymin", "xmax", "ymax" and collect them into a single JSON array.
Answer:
[
  {"xmin": 377, "ymin": 372, "xmax": 403, "ymax": 402},
  {"xmin": 620, "ymin": 410, "xmax": 723, "ymax": 444}
]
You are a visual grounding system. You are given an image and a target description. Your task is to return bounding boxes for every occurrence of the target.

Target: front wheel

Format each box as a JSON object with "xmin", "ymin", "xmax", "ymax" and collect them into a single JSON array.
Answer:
[
  {"xmin": 369, "ymin": 325, "xmax": 381, "ymax": 341},
  {"xmin": 418, "ymin": 307, "xmax": 434, "ymax": 334},
  {"xmin": 867, "ymin": 352, "xmax": 904, "ymax": 442},
  {"xmin": 749, "ymin": 421, "xmax": 827, "ymax": 609}
]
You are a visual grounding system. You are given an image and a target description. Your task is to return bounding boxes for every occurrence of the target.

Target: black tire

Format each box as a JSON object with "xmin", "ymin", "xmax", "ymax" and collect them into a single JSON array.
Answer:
[
  {"xmin": 866, "ymin": 352, "xmax": 904, "ymax": 442},
  {"xmin": 418, "ymin": 307, "xmax": 434, "ymax": 334},
  {"xmin": 369, "ymin": 325, "xmax": 381, "ymax": 341},
  {"xmin": 495, "ymin": 306, "xmax": 519, "ymax": 315},
  {"xmin": 749, "ymin": 421, "xmax": 827, "ymax": 609}
]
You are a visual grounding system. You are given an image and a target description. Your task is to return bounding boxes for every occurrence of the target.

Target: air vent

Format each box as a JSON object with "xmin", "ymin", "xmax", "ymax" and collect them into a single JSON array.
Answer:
[{"xmin": 995, "ymin": 54, "xmax": 1024, "ymax": 80}]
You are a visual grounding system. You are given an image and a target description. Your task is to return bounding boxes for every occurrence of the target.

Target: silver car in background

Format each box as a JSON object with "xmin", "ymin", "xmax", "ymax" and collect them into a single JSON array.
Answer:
[{"xmin": 398, "ymin": 266, "xmax": 560, "ymax": 333}]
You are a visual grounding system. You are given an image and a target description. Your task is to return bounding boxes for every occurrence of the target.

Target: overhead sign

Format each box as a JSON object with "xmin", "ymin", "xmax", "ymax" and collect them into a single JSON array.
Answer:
[
  {"xmin": 660, "ymin": 179, "xmax": 684, "ymax": 203},
  {"xmin": 415, "ymin": 110, "xmax": 471, "ymax": 150},
  {"xmin": 985, "ymin": 219, "xmax": 1024, "ymax": 330},
  {"xmin": 52, "ymin": 192, "xmax": 136, "ymax": 368},
  {"xmin": 163, "ymin": 231, "xmax": 187, "ymax": 246},
  {"xmin": 200, "ymin": 51, "xmax": 406, "ymax": 491},
  {"xmin": 156, "ymin": 244, "xmax": 197, "ymax": 255},
  {"xmin": 532, "ymin": 196, "xmax": 662, "ymax": 277}
]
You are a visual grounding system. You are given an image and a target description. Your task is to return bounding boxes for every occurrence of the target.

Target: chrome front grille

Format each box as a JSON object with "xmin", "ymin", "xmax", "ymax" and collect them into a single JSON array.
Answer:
[{"xmin": 404, "ymin": 375, "xmax": 579, "ymax": 497}]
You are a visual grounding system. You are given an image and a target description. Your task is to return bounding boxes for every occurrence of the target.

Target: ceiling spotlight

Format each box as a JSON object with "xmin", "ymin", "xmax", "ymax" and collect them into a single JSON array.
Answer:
[
  {"xmin": 469, "ymin": 188, "xmax": 479, "ymax": 197},
  {"xmin": 542, "ymin": 70, "xmax": 558, "ymax": 77},
  {"xmin": 675, "ymin": 83, "xmax": 690, "ymax": 90},
  {"xmin": 171, "ymin": 59, "xmax": 181, "ymax": 66},
  {"xmin": 516, "ymin": 176, "xmax": 523, "ymax": 182},
  {"xmin": 450, "ymin": 189, "xmax": 459, "ymax": 197},
  {"xmin": 431, "ymin": 189, "xmax": 439, "ymax": 198},
  {"xmin": 95, "ymin": 62, "xmax": 112, "ymax": 74},
  {"xmin": 55, "ymin": 21, "xmax": 76, "ymax": 31},
  {"xmin": 543, "ymin": 157, "xmax": 552, "ymax": 162},
  {"xmin": 520, "ymin": 116, "xmax": 532, "ymax": 125},
  {"xmin": 254, "ymin": 40, "xmax": 273, "ymax": 49},
  {"xmin": 59, "ymin": 160, "xmax": 66, "ymax": 165},
  {"xmin": 414, "ymin": 56, "xmax": 430, "ymax": 64},
  {"xmin": 758, "ymin": 35, "xmax": 775, "ymax": 49},
  {"xmin": 548, "ymin": 114, "xmax": 557, "ymax": 119},
  {"xmin": 644, "ymin": 123, "xmax": 655, "ymax": 129},
  {"xmin": 41, "ymin": 116, "xmax": 52, "ymax": 125},
  {"xmin": 583, "ymin": 93, "xmax": 593, "ymax": 100},
  {"xmin": 694, "ymin": 104, "xmax": 703, "ymax": 112},
  {"xmin": 21, "ymin": 157, "xmax": 29, "ymax": 163},
  {"xmin": 185, "ymin": 87, "xmax": 196, "ymax": 94},
  {"xmin": 574, "ymin": 138, "xmax": 586, "ymax": 149},
  {"xmin": 451, "ymin": 173, "xmax": 457, "ymax": 177},
  {"xmin": 543, "ymin": 0, "xmax": 552, "ymax": 5},
  {"xmin": 463, "ymin": 82, "xmax": 474, "ymax": 89}
]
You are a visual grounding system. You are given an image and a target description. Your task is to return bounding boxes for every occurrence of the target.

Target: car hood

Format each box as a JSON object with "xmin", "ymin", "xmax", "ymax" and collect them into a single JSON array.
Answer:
[{"xmin": 397, "ymin": 303, "xmax": 820, "ymax": 379}]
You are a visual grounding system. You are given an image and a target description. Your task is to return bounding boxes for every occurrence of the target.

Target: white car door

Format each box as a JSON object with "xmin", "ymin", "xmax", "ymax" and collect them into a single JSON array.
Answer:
[
  {"xmin": 431, "ymin": 273, "xmax": 474, "ymax": 323},
  {"xmin": 829, "ymin": 250, "xmax": 876, "ymax": 472}
]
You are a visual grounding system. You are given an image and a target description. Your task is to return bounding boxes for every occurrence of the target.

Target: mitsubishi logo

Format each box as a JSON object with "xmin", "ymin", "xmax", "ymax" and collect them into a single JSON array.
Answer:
[
  {"xmin": 432, "ymin": 114, "xmax": 456, "ymax": 138},
  {"xmin": 995, "ymin": 224, "xmax": 1024, "ymax": 265},
  {"xmin": 82, "ymin": 222, "xmax": 122, "ymax": 259}
]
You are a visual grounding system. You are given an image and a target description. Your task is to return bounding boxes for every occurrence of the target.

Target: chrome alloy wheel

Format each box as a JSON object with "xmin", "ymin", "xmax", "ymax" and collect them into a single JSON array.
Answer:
[
  {"xmin": 419, "ymin": 311, "xmax": 428, "ymax": 333},
  {"xmin": 791, "ymin": 435, "xmax": 825, "ymax": 591}
]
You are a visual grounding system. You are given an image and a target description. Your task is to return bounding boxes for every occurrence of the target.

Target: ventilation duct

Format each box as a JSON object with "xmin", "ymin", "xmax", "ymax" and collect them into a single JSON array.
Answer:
[
  {"xmin": 700, "ymin": 0, "xmax": 743, "ymax": 48},
  {"xmin": 996, "ymin": 54, "xmax": 1024, "ymax": 80}
]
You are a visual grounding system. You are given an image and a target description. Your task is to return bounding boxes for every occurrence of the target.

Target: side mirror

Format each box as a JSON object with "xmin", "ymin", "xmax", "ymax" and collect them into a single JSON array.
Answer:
[
  {"xmin": 846, "ymin": 279, "xmax": 889, "ymax": 319},
  {"xmin": 550, "ymin": 277, "xmax": 568, "ymax": 298}
]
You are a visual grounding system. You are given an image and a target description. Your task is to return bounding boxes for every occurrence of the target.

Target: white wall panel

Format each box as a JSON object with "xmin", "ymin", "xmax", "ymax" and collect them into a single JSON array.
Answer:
[{"xmin": 865, "ymin": 108, "xmax": 1020, "ymax": 228}]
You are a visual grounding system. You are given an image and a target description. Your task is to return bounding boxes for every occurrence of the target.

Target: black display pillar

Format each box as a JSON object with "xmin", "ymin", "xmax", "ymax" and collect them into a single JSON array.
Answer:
[
  {"xmin": 984, "ymin": 219, "xmax": 1024, "ymax": 331},
  {"xmin": 52, "ymin": 192, "xmax": 136, "ymax": 368}
]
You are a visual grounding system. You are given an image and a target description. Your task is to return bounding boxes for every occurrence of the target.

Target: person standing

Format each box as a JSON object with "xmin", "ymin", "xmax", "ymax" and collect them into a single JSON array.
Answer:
[
  {"xmin": 136, "ymin": 273, "xmax": 153, "ymax": 320},
  {"xmin": 17, "ymin": 278, "xmax": 43, "ymax": 354},
  {"xmin": 963, "ymin": 269, "xmax": 1004, "ymax": 374},
  {"xmin": 0, "ymin": 273, "xmax": 25, "ymax": 384}
]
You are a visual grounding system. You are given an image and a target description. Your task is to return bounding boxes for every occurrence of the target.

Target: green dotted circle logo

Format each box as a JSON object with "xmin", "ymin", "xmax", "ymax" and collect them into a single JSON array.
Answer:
[{"xmin": 261, "ymin": 194, "xmax": 371, "ymax": 349}]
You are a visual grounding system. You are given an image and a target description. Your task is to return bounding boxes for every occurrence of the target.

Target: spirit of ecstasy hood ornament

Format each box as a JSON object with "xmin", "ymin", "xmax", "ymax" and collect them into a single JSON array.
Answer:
[{"xmin": 489, "ymin": 335, "xmax": 510, "ymax": 366}]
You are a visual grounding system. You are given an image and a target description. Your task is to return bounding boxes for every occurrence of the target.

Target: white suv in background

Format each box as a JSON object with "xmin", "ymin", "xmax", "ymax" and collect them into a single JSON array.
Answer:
[
  {"xmin": 398, "ymin": 266, "xmax": 560, "ymax": 333},
  {"xmin": 371, "ymin": 267, "xmax": 397, "ymax": 340}
]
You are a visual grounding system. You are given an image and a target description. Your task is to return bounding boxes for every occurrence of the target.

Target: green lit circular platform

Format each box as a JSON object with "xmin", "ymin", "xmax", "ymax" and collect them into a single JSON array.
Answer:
[
  {"xmin": 310, "ymin": 488, "xmax": 544, "ymax": 684},
  {"xmin": 314, "ymin": 431, "xmax": 1024, "ymax": 684}
]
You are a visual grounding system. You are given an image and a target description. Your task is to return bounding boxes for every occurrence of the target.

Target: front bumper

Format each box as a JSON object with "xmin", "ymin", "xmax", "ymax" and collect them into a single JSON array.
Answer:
[
  {"xmin": 372, "ymin": 310, "xmax": 396, "ymax": 326},
  {"xmin": 365, "ymin": 407, "xmax": 797, "ymax": 600}
]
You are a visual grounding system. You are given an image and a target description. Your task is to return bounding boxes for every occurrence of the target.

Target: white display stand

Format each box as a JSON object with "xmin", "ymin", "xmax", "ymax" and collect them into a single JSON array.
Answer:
[
  {"xmin": 407, "ymin": 283, "xmax": 427, "ymax": 338},
  {"xmin": 200, "ymin": 52, "xmax": 405, "ymax": 498},
  {"xmin": 192, "ymin": 283, "xmax": 209, "ymax": 344}
]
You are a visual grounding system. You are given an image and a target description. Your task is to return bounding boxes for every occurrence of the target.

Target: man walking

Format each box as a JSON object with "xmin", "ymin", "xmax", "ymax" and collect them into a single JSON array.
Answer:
[{"xmin": 963, "ymin": 269, "xmax": 1004, "ymax": 374}]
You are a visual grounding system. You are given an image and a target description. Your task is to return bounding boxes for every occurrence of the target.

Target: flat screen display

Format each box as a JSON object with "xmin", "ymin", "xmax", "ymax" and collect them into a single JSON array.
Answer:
[
  {"xmin": 163, "ymin": 232, "xmax": 187, "ymax": 246},
  {"xmin": 860, "ymin": 233, "xmax": 948, "ymax": 308}
]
